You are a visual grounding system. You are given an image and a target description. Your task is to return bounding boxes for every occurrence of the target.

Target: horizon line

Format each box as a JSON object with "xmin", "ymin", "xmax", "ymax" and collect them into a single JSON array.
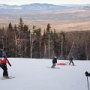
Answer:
[{"xmin": 0, "ymin": 3, "xmax": 90, "ymax": 6}]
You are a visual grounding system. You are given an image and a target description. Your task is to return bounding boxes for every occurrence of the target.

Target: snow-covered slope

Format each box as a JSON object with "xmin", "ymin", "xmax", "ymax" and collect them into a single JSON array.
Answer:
[{"xmin": 0, "ymin": 58, "xmax": 90, "ymax": 90}]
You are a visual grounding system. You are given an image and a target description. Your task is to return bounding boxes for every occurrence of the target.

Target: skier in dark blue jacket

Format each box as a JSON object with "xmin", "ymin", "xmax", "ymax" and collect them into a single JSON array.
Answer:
[
  {"xmin": 51, "ymin": 56, "xmax": 57, "ymax": 68},
  {"xmin": 69, "ymin": 57, "xmax": 75, "ymax": 66}
]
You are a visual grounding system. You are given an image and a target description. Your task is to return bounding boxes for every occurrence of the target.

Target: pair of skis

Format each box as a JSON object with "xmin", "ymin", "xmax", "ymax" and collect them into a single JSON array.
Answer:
[{"xmin": 2, "ymin": 76, "xmax": 15, "ymax": 80}]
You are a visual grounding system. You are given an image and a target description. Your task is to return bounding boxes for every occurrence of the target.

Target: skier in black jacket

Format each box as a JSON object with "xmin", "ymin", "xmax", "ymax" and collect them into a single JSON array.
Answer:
[{"xmin": 51, "ymin": 56, "xmax": 57, "ymax": 68}]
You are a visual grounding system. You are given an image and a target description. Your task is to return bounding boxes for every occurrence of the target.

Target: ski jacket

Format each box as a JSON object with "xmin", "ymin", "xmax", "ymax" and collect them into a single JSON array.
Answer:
[
  {"xmin": 52, "ymin": 58, "xmax": 57, "ymax": 64},
  {"xmin": 0, "ymin": 58, "xmax": 11, "ymax": 66}
]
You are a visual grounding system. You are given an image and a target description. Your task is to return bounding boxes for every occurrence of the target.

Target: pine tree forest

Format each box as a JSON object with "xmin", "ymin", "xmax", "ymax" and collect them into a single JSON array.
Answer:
[{"xmin": 0, "ymin": 18, "xmax": 90, "ymax": 60}]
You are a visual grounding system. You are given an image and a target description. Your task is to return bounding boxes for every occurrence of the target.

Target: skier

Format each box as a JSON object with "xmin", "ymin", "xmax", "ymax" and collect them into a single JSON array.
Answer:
[
  {"xmin": 0, "ymin": 49, "xmax": 7, "ymax": 58},
  {"xmin": 2, "ymin": 50, "xmax": 7, "ymax": 57},
  {"xmin": 69, "ymin": 57, "xmax": 74, "ymax": 66},
  {"xmin": 85, "ymin": 71, "xmax": 90, "ymax": 90},
  {"xmin": 51, "ymin": 56, "xmax": 57, "ymax": 68},
  {"xmin": 0, "ymin": 49, "xmax": 3, "ymax": 58},
  {"xmin": 85, "ymin": 71, "xmax": 90, "ymax": 77},
  {"xmin": 0, "ymin": 56, "xmax": 11, "ymax": 78}
]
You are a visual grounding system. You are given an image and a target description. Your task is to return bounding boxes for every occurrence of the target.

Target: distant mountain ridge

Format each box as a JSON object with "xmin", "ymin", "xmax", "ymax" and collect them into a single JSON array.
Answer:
[
  {"xmin": 0, "ymin": 3, "xmax": 90, "ymax": 13},
  {"xmin": 0, "ymin": 3, "xmax": 67, "ymax": 13},
  {"xmin": 0, "ymin": 3, "xmax": 90, "ymax": 32}
]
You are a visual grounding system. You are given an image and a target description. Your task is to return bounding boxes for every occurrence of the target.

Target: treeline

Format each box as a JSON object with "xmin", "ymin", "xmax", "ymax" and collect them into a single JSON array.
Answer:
[{"xmin": 0, "ymin": 18, "xmax": 90, "ymax": 60}]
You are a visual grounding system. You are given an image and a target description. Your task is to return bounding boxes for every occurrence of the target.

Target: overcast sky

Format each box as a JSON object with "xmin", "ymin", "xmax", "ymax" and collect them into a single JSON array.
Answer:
[{"xmin": 0, "ymin": 0, "xmax": 90, "ymax": 5}]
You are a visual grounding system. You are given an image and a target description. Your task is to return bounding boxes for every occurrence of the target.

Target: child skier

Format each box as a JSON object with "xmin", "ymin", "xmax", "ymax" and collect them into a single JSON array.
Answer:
[
  {"xmin": 69, "ymin": 57, "xmax": 75, "ymax": 66},
  {"xmin": 0, "ymin": 56, "xmax": 11, "ymax": 78},
  {"xmin": 51, "ymin": 56, "xmax": 57, "ymax": 68}
]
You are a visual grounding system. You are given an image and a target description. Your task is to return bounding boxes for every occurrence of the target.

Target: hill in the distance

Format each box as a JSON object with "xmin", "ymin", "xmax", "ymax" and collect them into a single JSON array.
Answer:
[
  {"xmin": 0, "ymin": 3, "xmax": 90, "ymax": 32},
  {"xmin": 0, "ymin": 3, "xmax": 90, "ymax": 13},
  {"xmin": 0, "ymin": 3, "xmax": 72, "ymax": 13}
]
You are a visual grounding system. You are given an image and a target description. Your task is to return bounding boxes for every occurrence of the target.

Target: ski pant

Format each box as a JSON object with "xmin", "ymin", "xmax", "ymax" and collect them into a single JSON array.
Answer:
[
  {"xmin": 69, "ymin": 60, "xmax": 74, "ymax": 66},
  {"xmin": 0, "ymin": 64, "xmax": 8, "ymax": 77},
  {"xmin": 51, "ymin": 63, "xmax": 56, "ymax": 68}
]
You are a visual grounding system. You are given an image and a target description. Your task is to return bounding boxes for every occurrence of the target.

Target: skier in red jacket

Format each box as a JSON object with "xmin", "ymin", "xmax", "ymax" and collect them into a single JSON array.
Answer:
[{"xmin": 0, "ymin": 56, "xmax": 11, "ymax": 78}]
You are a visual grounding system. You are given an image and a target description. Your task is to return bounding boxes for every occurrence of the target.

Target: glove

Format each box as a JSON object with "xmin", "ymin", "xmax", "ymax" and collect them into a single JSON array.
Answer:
[
  {"xmin": 9, "ymin": 63, "xmax": 12, "ymax": 67},
  {"xmin": 85, "ymin": 71, "xmax": 89, "ymax": 77}
]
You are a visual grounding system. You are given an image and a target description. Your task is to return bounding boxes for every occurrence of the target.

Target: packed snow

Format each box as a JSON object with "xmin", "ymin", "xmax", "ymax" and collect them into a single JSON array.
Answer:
[{"xmin": 0, "ymin": 58, "xmax": 90, "ymax": 90}]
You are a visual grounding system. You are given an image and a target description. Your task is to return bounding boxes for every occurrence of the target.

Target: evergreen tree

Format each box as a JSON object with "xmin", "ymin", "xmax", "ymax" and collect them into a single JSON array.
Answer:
[
  {"xmin": 59, "ymin": 32, "xmax": 66, "ymax": 59},
  {"xmin": 18, "ymin": 17, "xmax": 24, "ymax": 31},
  {"xmin": 32, "ymin": 28, "xmax": 42, "ymax": 58},
  {"xmin": 6, "ymin": 22, "xmax": 16, "ymax": 57}
]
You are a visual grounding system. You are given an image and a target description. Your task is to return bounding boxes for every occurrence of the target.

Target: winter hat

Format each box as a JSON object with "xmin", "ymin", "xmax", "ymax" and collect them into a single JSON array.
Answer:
[{"xmin": 54, "ymin": 56, "xmax": 57, "ymax": 58}]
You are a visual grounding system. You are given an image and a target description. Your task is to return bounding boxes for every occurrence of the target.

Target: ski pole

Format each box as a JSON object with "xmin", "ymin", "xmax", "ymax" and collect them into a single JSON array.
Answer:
[{"xmin": 87, "ymin": 76, "xmax": 90, "ymax": 90}]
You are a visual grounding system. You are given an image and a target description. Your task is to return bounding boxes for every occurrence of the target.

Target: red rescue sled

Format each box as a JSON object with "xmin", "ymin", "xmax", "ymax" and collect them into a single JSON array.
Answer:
[{"xmin": 57, "ymin": 63, "xmax": 66, "ymax": 65}]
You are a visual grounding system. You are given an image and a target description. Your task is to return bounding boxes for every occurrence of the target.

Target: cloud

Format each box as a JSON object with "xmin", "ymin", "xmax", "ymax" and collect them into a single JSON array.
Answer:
[{"xmin": 0, "ymin": 0, "xmax": 90, "ymax": 5}]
